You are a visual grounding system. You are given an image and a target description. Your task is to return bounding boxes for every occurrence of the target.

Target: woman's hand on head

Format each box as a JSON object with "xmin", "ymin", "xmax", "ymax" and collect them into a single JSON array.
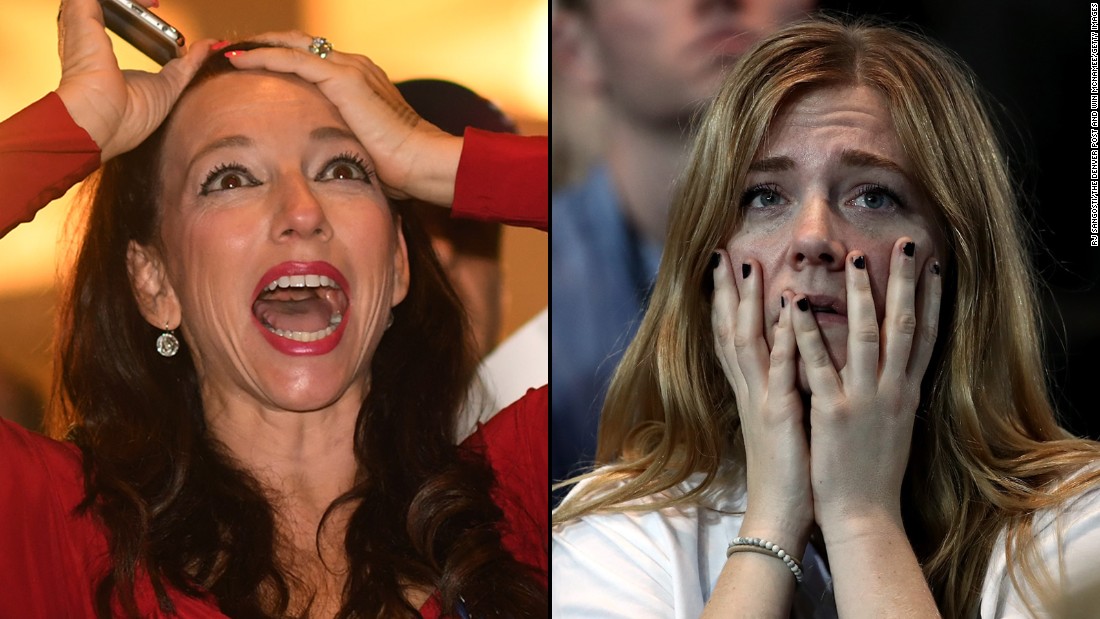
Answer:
[
  {"xmin": 54, "ymin": 0, "xmax": 217, "ymax": 162},
  {"xmin": 791, "ymin": 238, "xmax": 942, "ymax": 537},
  {"xmin": 711, "ymin": 251, "xmax": 814, "ymax": 553},
  {"xmin": 223, "ymin": 32, "xmax": 464, "ymax": 205}
]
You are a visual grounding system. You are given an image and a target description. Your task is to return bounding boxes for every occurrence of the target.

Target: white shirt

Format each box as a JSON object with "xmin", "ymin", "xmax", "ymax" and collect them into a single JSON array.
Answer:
[
  {"xmin": 553, "ymin": 469, "xmax": 1100, "ymax": 618},
  {"xmin": 455, "ymin": 308, "xmax": 548, "ymax": 442}
]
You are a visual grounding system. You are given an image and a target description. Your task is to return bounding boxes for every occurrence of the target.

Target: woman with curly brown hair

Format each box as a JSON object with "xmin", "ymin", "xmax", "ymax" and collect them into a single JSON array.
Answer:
[{"xmin": 0, "ymin": 0, "xmax": 547, "ymax": 617}]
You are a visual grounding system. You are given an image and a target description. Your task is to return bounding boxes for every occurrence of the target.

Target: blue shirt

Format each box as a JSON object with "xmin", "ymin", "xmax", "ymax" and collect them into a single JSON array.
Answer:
[{"xmin": 551, "ymin": 166, "xmax": 662, "ymax": 501}]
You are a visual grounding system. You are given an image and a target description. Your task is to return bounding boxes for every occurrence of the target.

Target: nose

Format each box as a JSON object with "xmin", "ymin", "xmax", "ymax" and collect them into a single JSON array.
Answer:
[
  {"xmin": 787, "ymin": 195, "xmax": 846, "ymax": 271},
  {"xmin": 271, "ymin": 175, "xmax": 333, "ymax": 242}
]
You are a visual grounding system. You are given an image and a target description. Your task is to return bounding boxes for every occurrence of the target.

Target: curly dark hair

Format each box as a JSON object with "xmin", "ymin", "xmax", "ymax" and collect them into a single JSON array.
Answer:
[{"xmin": 50, "ymin": 41, "xmax": 546, "ymax": 618}]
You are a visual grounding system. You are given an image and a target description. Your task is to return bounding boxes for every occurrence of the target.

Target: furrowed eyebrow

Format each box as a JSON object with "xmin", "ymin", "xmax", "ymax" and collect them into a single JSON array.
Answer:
[
  {"xmin": 747, "ymin": 156, "xmax": 795, "ymax": 173},
  {"xmin": 839, "ymin": 149, "xmax": 908, "ymax": 176},
  {"xmin": 746, "ymin": 150, "xmax": 910, "ymax": 178}
]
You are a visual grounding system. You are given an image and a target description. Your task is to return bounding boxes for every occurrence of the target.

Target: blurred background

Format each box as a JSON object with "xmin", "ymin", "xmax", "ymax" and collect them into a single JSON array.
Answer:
[{"xmin": 0, "ymin": 0, "xmax": 548, "ymax": 429}]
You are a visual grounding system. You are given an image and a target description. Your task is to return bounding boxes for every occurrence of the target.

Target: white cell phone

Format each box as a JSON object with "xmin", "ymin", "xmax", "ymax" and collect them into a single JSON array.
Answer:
[{"xmin": 99, "ymin": 0, "xmax": 186, "ymax": 66}]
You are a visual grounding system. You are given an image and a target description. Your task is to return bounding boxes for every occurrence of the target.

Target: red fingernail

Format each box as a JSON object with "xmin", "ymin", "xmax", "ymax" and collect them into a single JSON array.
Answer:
[
  {"xmin": 151, "ymin": 0, "xmax": 160, "ymax": 7},
  {"xmin": 211, "ymin": 40, "xmax": 231, "ymax": 51},
  {"xmin": 224, "ymin": 51, "xmax": 242, "ymax": 58}
]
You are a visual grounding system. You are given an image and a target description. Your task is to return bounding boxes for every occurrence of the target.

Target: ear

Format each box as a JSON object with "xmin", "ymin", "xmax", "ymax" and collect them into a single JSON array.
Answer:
[
  {"xmin": 390, "ymin": 218, "xmax": 411, "ymax": 308},
  {"xmin": 552, "ymin": 8, "xmax": 605, "ymax": 93},
  {"xmin": 126, "ymin": 241, "xmax": 182, "ymax": 330}
]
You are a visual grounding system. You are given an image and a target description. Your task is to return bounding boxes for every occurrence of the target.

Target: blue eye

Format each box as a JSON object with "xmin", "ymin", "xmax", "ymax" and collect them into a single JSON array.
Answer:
[
  {"xmin": 741, "ymin": 184, "xmax": 786, "ymax": 209},
  {"xmin": 200, "ymin": 163, "xmax": 262, "ymax": 195},
  {"xmin": 317, "ymin": 153, "xmax": 374, "ymax": 184},
  {"xmin": 852, "ymin": 185, "xmax": 903, "ymax": 210}
]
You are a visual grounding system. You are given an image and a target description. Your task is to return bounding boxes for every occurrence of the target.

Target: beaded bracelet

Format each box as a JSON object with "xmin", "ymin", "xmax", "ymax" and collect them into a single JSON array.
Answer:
[{"xmin": 726, "ymin": 536, "xmax": 804, "ymax": 583}]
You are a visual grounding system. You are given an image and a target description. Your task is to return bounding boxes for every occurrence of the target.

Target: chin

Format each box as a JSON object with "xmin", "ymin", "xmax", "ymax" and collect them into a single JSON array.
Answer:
[{"xmin": 259, "ymin": 368, "xmax": 361, "ymax": 413}]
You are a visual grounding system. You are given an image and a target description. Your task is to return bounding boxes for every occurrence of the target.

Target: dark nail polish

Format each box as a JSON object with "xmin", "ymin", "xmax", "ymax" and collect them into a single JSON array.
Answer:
[
  {"xmin": 853, "ymin": 255, "xmax": 865, "ymax": 269},
  {"xmin": 781, "ymin": 296, "xmax": 786, "ymax": 308},
  {"xmin": 741, "ymin": 263, "xmax": 751, "ymax": 279},
  {"xmin": 796, "ymin": 298, "xmax": 809, "ymax": 312},
  {"xmin": 709, "ymin": 252, "xmax": 720, "ymax": 270},
  {"xmin": 932, "ymin": 262, "xmax": 941, "ymax": 275},
  {"xmin": 902, "ymin": 241, "xmax": 915, "ymax": 257}
]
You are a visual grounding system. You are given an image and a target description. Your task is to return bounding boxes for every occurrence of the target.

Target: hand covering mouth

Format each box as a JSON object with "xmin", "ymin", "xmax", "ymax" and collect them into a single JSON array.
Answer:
[{"xmin": 252, "ymin": 272, "xmax": 350, "ymax": 343}]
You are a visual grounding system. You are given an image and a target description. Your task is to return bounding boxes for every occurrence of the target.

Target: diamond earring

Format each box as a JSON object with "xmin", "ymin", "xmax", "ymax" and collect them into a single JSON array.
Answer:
[{"xmin": 156, "ymin": 324, "xmax": 179, "ymax": 357}]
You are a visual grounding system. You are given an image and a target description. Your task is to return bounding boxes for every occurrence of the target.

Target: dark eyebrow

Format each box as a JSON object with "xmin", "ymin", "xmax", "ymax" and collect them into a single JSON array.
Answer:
[
  {"xmin": 747, "ymin": 156, "xmax": 795, "ymax": 172},
  {"xmin": 839, "ymin": 149, "xmax": 908, "ymax": 176},
  {"xmin": 310, "ymin": 126, "xmax": 360, "ymax": 143},
  {"xmin": 190, "ymin": 135, "xmax": 253, "ymax": 167}
]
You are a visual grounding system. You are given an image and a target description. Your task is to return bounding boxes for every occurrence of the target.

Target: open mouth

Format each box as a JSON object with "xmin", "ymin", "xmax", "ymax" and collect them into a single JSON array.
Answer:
[{"xmin": 252, "ymin": 268, "xmax": 350, "ymax": 344}]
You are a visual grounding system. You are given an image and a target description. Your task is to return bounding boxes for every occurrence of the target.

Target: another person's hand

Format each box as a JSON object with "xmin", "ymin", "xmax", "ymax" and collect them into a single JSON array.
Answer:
[
  {"xmin": 712, "ymin": 251, "xmax": 814, "ymax": 555},
  {"xmin": 223, "ymin": 32, "xmax": 464, "ymax": 206},
  {"xmin": 54, "ymin": 0, "xmax": 215, "ymax": 162},
  {"xmin": 791, "ymin": 238, "xmax": 942, "ymax": 536}
]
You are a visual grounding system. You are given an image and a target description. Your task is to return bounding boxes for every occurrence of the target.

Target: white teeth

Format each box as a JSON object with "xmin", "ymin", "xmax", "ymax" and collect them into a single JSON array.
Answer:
[
  {"xmin": 267, "ymin": 313, "xmax": 343, "ymax": 342},
  {"xmin": 263, "ymin": 274, "xmax": 341, "ymax": 292}
]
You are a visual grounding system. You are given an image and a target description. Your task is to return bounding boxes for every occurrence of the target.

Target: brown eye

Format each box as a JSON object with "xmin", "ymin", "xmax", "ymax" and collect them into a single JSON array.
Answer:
[
  {"xmin": 318, "ymin": 155, "xmax": 372, "ymax": 184},
  {"xmin": 220, "ymin": 173, "xmax": 243, "ymax": 190},
  {"xmin": 200, "ymin": 164, "xmax": 260, "ymax": 195},
  {"xmin": 331, "ymin": 164, "xmax": 356, "ymax": 180}
]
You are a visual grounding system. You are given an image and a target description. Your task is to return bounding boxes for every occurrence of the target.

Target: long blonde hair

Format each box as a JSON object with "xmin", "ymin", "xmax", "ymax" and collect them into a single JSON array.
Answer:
[{"xmin": 553, "ymin": 16, "xmax": 1100, "ymax": 617}]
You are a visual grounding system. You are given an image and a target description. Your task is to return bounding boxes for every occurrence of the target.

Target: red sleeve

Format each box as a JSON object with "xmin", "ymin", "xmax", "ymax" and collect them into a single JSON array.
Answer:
[
  {"xmin": 463, "ymin": 386, "xmax": 548, "ymax": 582},
  {"xmin": 0, "ymin": 92, "xmax": 101, "ymax": 238},
  {"xmin": 0, "ymin": 419, "xmax": 103, "ymax": 618},
  {"xmin": 452, "ymin": 127, "xmax": 547, "ymax": 231}
]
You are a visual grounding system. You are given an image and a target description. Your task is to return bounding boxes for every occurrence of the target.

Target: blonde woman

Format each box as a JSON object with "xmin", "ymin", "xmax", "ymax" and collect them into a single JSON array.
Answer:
[{"xmin": 552, "ymin": 16, "xmax": 1100, "ymax": 619}]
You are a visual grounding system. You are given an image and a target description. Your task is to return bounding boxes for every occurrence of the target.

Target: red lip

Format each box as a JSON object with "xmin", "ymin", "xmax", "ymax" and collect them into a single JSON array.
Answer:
[{"xmin": 251, "ymin": 261, "xmax": 351, "ymax": 356}]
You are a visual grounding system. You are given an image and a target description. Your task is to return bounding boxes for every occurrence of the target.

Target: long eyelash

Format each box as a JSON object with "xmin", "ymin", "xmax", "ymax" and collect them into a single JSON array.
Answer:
[
  {"xmin": 859, "ymin": 183, "xmax": 905, "ymax": 208},
  {"xmin": 327, "ymin": 151, "xmax": 376, "ymax": 183},
  {"xmin": 740, "ymin": 183, "xmax": 782, "ymax": 206},
  {"xmin": 200, "ymin": 162, "xmax": 249, "ymax": 195}
]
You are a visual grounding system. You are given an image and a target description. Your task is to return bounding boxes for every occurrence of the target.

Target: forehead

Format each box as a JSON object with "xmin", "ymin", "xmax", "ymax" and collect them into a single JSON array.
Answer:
[
  {"xmin": 164, "ymin": 71, "xmax": 351, "ymax": 149},
  {"xmin": 760, "ymin": 85, "xmax": 905, "ymax": 161}
]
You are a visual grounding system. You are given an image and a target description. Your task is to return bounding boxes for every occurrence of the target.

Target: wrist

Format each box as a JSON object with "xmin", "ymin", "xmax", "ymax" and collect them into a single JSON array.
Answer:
[
  {"xmin": 818, "ymin": 505, "xmax": 904, "ymax": 549},
  {"xmin": 400, "ymin": 127, "xmax": 463, "ymax": 206},
  {"xmin": 738, "ymin": 514, "xmax": 812, "ymax": 562},
  {"xmin": 55, "ymin": 85, "xmax": 110, "ymax": 157}
]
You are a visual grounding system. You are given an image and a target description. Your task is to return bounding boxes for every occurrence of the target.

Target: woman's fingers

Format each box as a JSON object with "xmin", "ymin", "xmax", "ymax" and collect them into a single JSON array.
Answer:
[
  {"xmin": 790, "ymin": 293, "xmax": 843, "ymax": 401},
  {"xmin": 908, "ymin": 259, "xmax": 943, "ymax": 380},
  {"xmin": 844, "ymin": 250, "xmax": 879, "ymax": 387},
  {"xmin": 765, "ymin": 291, "xmax": 799, "ymax": 409},
  {"xmin": 711, "ymin": 251, "xmax": 749, "ymax": 394},
  {"xmin": 880, "ymin": 238, "xmax": 919, "ymax": 380}
]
